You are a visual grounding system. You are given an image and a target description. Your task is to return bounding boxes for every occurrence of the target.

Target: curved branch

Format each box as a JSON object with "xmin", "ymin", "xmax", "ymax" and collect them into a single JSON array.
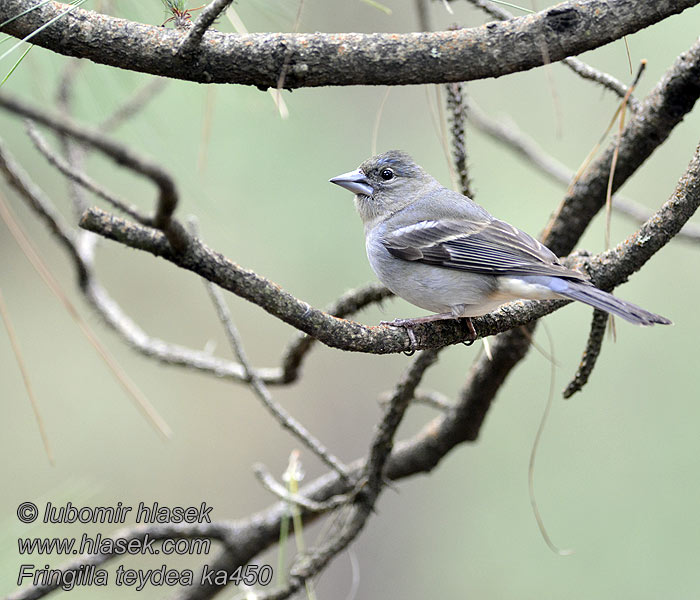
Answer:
[
  {"xmin": 78, "ymin": 185, "xmax": 680, "ymax": 357},
  {"xmin": 77, "ymin": 206, "xmax": 568, "ymax": 353},
  {"xmin": 0, "ymin": 91, "xmax": 187, "ymax": 249},
  {"xmin": 1, "ymin": 0, "xmax": 697, "ymax": 88},
  {"xmin": 542, "ymin": 36, "xmax": 700, "ymax": 255}
]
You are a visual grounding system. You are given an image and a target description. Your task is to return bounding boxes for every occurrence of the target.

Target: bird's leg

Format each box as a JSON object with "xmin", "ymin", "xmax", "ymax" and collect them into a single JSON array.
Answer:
[
  {"xmin": 450, "ymin": 305, "xmax": 477, "ymax": 346},
  {"xmin": 381, "ymin": 312, "xmax": 460, "ymax": 355},
  {"xmin": 459, "ymin": 317, "xmax": 476, "ymax": 346}
]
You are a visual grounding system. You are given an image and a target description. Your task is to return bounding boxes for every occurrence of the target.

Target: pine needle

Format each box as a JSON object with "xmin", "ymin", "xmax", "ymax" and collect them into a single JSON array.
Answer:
[
  {"xmin": 0, "ymin": 0, "xmax": 87, "ymax": 63},
  {"xmin": 360, "ymin": 0, "xmax": 392, "ymax": 15},
  {"xmin": 0, "ymin": 191, "xmax": 172, "ymax": 439},
  {"xmin": 0, "ymin": 44, "xmax": 33, "ymax": 87},
  {"xmin": 528, "ymin": 323, "xmax": 574, "ymax": 556},
  {"xmin": 0, "ymin": 288, "xmax": 54, "ymax": 465}
]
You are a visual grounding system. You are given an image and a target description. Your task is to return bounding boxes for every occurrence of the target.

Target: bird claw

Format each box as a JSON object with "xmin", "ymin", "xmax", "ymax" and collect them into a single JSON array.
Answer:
[
  {"xmin": 381, "ymin": 318, "xmax": 418, "ymax": 355},
  {"xmin": 460, "ymin": 317, "xmax": 477, "ymax": 346}
]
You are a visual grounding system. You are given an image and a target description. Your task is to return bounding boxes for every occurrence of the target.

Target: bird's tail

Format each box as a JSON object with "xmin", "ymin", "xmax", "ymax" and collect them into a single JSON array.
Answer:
[{"xmin": 558, "ymin": 281, "xmax": 672, "ymax": 326}]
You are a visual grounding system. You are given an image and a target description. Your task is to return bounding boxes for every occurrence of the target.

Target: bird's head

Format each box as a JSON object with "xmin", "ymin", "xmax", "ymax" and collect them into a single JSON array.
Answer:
[{"xmin": 330, "ymin": 151, "xmax": 435, "ymax": 225}]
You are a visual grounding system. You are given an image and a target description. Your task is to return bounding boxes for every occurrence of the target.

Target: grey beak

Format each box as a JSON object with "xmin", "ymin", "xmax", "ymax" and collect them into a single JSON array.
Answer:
[{"xmin": 329, "ymin": 169, "xmax": 374, "ymax": 197}]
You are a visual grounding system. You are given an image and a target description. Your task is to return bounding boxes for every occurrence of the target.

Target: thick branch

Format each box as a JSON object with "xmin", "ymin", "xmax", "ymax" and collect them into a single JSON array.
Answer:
[{"xmin": 1, "ymin": 0, "xmax": 697, "ymax": 88}]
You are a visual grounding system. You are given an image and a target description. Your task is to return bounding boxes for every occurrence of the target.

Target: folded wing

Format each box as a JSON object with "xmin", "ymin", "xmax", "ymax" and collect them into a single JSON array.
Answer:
[{"xmin": 382, "ymin": 218, "xmax": 587, "ymax": 280}]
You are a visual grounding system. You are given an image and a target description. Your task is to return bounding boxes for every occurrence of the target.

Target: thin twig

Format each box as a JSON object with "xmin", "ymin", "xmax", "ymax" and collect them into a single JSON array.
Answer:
[
  {"xmin": 0, "ymin": 92, "xmax": 189, "ymax": 250},
  {"xmin": 363, "ymin": 349, "xmax": 441, "ymax": 490},
  {"xmin": 445, "ymin": 77, "xmax": 472, "ymax": 196},
  {"xmin": 563, "ymin": 57, "xmax": 640, "ymax": 112},
  {"xmin": 55, "ymin": 58, "xmax": 94, "ymax": 231},
  {"xmin": 562, "ymin": 308, "xmax": 608, "ymax": 398},
  {"xmin": 410, "ymin": 389, "xmax": 454, "ymax": 411},
  {"xmin": 178, "ymin": 0, "xmax": 235, "ymax": 55},
  {"xmin": 253, "ymin": 464, "xmax": 352, "ymax": 513},
  {"xmin": 199, "ymin": 244, "xmax": 351, "ymax": 481},
  {"xmin": 99, "ymin": 78, "xmax": 168, "ymax": 132},
  {"xmin": 26, "ymin": 122, "xmax": 150, "ymax": 223},
  {"xmin": 444, "ymin": 22, "xmax": 471, "ymax": 196},
  {"xmin": 467, "ymin": 99, "xmax": 571, "ymax": 181},
  {"xmin": 0, "ymin": 136, "xmax": 80, "ymax": 259}
]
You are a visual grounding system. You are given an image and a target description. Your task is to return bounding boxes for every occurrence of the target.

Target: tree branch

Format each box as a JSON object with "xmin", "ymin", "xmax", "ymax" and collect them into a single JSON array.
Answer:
[
  {"xmin": 200, "ymin": 253, "xmax": 351, "ymax": 480},
  {"xmin": 466, "ymin": 0, "xmax": 641, "ymax": 109},
  {"xmin": 76, "ymin": 206, "xmax": 568, "ymax": 353},
  {"xmin": 0, "ymin": 91, "xmax": 188, "ymax": 249},
  {"xmin": 78, "ymin": 100, "xmax": 700, "ymax": 357},
  {"xmin": 1, "ymin": 0, "xmax": 697, "ymax": 88}
]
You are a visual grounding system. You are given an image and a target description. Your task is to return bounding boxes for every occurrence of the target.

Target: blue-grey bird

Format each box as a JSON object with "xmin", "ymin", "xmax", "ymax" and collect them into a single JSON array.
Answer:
[{"xmin": 330, "ymin": 150, "xmax": 670, "ymax": 342}]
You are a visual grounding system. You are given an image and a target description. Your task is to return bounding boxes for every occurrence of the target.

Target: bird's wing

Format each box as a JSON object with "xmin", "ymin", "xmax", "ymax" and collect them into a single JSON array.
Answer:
[{"xmin": 382, "ymin": 218, "xmax": 587, "ymax": 280}]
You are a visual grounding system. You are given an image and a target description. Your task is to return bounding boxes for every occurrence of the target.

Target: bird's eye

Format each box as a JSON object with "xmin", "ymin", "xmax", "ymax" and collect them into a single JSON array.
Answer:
[{"xmin": 380, "ymin": 168, "xmax": 395, "ymax": 181}]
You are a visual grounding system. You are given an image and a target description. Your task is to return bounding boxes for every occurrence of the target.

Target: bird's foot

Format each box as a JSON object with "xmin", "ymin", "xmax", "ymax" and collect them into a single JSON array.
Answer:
[
  {"xmin": 380, "ymin": 318, "xmax": 419, "ymax": 356},
  {"xmin": 381, "ymin": 315, "xmax": 477, "ymax": 354}
]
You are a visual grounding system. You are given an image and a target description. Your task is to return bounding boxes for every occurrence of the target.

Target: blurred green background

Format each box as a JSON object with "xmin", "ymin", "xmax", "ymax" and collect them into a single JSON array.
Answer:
[{"xmin": 2, "ymin": 1, "xmax": 700, "ymax": 598}]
